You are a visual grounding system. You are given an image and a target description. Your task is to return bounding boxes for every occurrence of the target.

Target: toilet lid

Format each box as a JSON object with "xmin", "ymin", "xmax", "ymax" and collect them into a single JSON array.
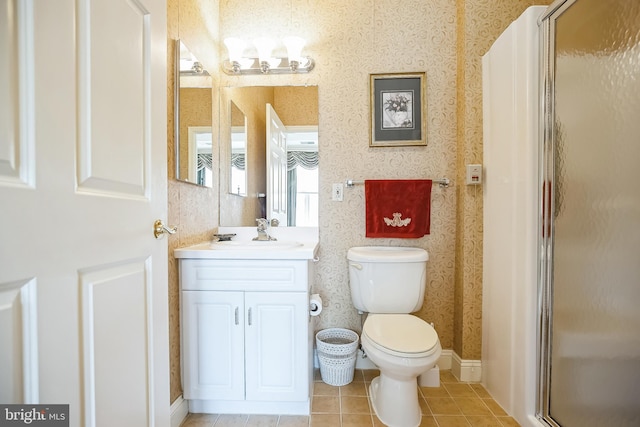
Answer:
[{"xmin": 363, "ymin": 314, "xmax": 439, "ymax": 356}]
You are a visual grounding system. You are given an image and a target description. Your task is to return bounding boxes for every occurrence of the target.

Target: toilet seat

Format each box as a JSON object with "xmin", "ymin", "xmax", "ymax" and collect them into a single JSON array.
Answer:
[{"xmin": 363, "ymin": 314, "xmax": 439, "ymax": 358}]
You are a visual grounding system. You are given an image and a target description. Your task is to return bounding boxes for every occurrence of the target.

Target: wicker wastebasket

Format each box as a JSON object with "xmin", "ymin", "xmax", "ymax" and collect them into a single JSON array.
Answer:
[{"xmin": 315, "ymin": 328, "xmax": 359, "ymax": 386}]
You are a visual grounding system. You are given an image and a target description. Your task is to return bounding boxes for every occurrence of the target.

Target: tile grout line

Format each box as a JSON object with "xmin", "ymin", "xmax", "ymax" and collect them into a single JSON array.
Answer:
[
  {"xmin": 338, "ymin": 383, "xmax": 343, "ymax": 426},
  {"xmin": 182, "ymin": 370, "xmax": 520, "ymax": 427},
  {"xmin": 437, "ymin": 382, "xmax": 510, "ymax": 427}
]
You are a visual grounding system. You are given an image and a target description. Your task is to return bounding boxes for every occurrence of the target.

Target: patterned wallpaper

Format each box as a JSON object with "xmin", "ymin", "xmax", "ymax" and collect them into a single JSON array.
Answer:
[
  {"xmin": 219, "ymin": 0, "xmax": 460, "ymax": 353},
  {"xmin": 168, "ymin": 0, "xmax": 552, "ymax": 402},
  {"xmin": 167, "ymin": 0, "xmax": 220, "ymax": 403},
  {"xmin": 454, "ymin": 0, "xmax": 553, "ymax": 359}
]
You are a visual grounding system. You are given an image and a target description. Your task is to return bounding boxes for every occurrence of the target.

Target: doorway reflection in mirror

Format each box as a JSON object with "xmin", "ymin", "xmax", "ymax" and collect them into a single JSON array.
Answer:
[{"xmin": 219, "ymin": 86, "xmax": 318, "ymax": 227}]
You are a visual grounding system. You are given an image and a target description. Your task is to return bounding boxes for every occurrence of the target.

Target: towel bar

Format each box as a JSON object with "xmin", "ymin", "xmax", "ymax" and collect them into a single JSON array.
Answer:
[{"xmin": 345, "ymin": 178, "xmax": 450, "ymax": 188}]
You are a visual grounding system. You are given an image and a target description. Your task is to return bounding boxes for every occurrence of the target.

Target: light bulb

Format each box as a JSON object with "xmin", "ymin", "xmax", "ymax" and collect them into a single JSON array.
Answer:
[
  {"xmin": 283, "ymin": 36, "xmax": 305, "ymax": 63},
  {"xmin": 224, "ymin": 38, "xmax": 247, "ymax": 63},
  {"xmin": 253, "ymin": 37, "xmax": 276, "ymax": 63}
]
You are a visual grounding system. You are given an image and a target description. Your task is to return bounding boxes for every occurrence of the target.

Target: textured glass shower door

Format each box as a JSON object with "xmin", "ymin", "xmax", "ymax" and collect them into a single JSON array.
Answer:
[{"xmin": 540, "ymin": 0, "xmax": 640, "ymax": 426}]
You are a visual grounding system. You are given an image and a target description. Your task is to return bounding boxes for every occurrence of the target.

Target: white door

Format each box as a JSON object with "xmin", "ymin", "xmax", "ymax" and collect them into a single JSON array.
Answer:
[
  {"xmin": 181, "ymin": 291, "xmax": 244, "ymax": 401},
  {"xmin": 245, "ymin": 292, "xmax": 308, "ymax": 402},
  {"xmin": 0, "ymin": 1, "xmax": 169, "ymax": 426},
  {"xmin": 266, "ymin": 104, "xmax": 288, "ymax": 225}
]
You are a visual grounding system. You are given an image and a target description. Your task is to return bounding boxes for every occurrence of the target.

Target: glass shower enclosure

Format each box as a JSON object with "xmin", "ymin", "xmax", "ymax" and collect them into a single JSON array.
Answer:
[{"xmin": 538, "ymin": 0, "xmax": 640, "ymax": 425}]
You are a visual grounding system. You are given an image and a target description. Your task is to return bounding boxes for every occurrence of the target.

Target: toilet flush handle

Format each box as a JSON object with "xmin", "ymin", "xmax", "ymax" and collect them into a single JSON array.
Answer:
[{"xmin": 349, "ymin": 262, "xmax": 363, "ymax": 270}]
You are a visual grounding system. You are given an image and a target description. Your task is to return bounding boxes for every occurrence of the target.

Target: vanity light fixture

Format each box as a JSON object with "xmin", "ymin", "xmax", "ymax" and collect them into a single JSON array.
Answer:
[
  {"xmin": 222, "ymin": 36, "xmax": 315, "ymax": 75},
  {"xmin": 179, "ymin": 41, "xmax": 210, "ymax": 76},
  {"xmin": 223, "ymin": 38, "xmax": 251, "ymax": 72}
]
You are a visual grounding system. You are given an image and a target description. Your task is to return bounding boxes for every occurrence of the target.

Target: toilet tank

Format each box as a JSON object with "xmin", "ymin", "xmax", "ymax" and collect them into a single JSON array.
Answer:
[{"xmin": 347, "ymin": 246, "xmax": 428, "ymax": 313}]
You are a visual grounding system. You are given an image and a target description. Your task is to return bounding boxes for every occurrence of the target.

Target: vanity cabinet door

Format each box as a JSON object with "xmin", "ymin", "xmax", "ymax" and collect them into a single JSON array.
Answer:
[
  {"xmin": 245, "ymin": 292, "xmax": 309, "ymax": 402},
  {"xmin": 182, "ymin": 291, "xmax": 245, "ymax": 400}
]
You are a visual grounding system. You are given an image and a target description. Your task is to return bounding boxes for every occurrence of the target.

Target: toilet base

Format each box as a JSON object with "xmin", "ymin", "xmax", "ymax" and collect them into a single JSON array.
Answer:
[{"xmin": 369, "ymin": 375, "xmax": 421, "ymax": 427}]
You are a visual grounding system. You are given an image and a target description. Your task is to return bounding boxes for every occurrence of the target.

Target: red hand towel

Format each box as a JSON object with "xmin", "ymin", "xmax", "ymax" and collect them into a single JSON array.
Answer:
[{"xmin": 365, "ymin": 179, "xmax": 433, "ymax": 238}]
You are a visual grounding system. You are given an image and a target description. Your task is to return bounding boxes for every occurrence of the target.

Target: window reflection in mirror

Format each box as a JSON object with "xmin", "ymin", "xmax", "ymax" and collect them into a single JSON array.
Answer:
[
  {"xmin": 188, "ymin": 127, "xmax": 213, "ymax": 185},
  {"xmin": 230, "ymin": 101, "xmax": 247, "ymax": 196},
  {"xmin": 285, "ymin": 126, "xmax": 319, "ymax": 226},
  {"xmin": 219, "ymin": 86, "xmax": 318, "ymax": 227},
  {"xmin": 175, "ymin": 40, "xmax": 213, "ymax": 187}
]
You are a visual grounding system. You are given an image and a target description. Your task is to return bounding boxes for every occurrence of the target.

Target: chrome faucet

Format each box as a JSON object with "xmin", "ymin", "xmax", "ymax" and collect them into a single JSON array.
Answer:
[{"xmin": 253, "ymin": 218, "xmax": 277, "ymax": 241}]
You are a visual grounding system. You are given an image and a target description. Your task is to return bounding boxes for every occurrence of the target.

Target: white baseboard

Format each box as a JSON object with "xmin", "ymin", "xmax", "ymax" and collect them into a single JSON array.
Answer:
[
  {"xmin": 451, "ymin": 351, "xmax": 482, "ymax": 382},
  {"xmin": 188, "ymin": 398, "xmax": 309, "ymax": 415},
  {"xmin": 170, "ymin": 395, "xmax": 189, "ymax": 427},
  {"xmin": 437, "ymin": 349, "xmax": 453, "ymax": 370}
]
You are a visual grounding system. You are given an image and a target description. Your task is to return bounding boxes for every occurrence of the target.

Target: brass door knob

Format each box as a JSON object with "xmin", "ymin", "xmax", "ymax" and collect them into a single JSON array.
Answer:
[{"xmin": 154, "ymin": 220, "xmax": 177, "ymax": 239}]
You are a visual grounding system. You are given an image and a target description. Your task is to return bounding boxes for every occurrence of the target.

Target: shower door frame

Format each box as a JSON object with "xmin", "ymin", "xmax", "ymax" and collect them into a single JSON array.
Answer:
[
  {"xmin": 536, "ymin": 0, "xmax": 576, "ymax": 426},
  {"xmin": 537, "ymin": 0, "xmax": 640, "ymax": 425}
]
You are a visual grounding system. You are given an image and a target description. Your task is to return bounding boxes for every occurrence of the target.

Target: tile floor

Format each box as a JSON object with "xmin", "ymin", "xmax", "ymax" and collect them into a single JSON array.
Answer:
[{"xmin": 180, "ymin": 369, "xmax": 521, "ymax": 427}]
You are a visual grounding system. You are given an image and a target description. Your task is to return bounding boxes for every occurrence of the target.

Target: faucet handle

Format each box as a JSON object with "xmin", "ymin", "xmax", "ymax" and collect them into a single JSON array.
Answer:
[
  {"xmin": 270, "ymin": 218, "xmax": 280, "ymax": 227},
  {"xmin": 255, "ymin": 218, "xmax": 269, "ymax": 230}
]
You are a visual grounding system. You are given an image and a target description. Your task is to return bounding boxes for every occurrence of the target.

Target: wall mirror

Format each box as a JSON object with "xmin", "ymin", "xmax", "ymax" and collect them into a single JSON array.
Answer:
[
  {"xmin": 230, "ymin": 101, "xmax": 247, "ymax": 196},
  {"xmin": 174, "ymin": 39, "xmax": 214, "ymax": 187},
  {"xmin": 219, "ymin": 86, "xmax": 319, "ymax": 227}
]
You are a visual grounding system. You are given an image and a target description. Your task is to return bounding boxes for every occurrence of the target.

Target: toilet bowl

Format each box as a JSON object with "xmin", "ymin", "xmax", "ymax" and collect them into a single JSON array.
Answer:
[
  {"xmin": 347, "ymin": 247, "xmax": 441, "ymax": 427},
  {"xmin": 361, "ymin": 313, "xmax": 442, "ymax": 427}
]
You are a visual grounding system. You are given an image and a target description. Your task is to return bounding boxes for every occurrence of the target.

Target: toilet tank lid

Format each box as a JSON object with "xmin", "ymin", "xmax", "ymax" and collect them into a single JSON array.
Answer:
[{"xmin": 348, "ymin": 246, "xmax": 428, "ymax": 262}]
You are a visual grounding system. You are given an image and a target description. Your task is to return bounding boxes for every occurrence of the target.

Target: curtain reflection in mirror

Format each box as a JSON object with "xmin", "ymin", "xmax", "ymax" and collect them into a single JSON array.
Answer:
[{"xmin": 287, "ymin": 147, "xmax": 318, "ymax": 226}]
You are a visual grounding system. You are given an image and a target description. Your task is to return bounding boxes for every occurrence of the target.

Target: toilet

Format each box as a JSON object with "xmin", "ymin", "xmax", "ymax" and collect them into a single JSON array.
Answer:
[{"xmin": 348, "ymin": 246, "xmax": 441, "ymax": 427}]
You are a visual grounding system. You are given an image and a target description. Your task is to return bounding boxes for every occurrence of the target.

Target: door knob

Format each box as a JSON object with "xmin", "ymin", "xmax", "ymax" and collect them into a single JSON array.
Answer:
[{"xmin": 153, "ymin": 219, "xmax": 177, "ymax": 239}]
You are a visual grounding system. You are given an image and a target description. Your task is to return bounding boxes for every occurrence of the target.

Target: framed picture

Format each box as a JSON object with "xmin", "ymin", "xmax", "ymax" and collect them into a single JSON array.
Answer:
[{"xmin": 369, "ymin": 72, "xmax": 426, "ymax": 147}]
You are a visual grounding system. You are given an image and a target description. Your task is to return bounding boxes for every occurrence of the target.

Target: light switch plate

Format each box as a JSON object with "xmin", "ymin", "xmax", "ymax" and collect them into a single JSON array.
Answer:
[{"xmin": 332, "ymin": 183, "xmax": 344, "ymax": 201}]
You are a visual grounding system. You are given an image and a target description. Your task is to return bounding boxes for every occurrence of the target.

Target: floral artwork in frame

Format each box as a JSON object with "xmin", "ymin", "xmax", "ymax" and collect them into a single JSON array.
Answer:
[{"xmin": 369, "ymin": 72, "xmax": 426, "ymax": 147}]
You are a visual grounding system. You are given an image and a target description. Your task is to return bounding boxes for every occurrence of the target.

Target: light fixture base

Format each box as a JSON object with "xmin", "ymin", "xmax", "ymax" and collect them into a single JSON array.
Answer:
[{"xmin": 222, "ymin": 56, "xmax": 315, "ymax": 75}]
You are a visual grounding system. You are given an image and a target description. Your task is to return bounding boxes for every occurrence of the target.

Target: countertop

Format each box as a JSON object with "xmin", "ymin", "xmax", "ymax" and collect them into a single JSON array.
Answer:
[{"xmin": 174, "ymin": 227, "xmax": 319, "ymax": 260}]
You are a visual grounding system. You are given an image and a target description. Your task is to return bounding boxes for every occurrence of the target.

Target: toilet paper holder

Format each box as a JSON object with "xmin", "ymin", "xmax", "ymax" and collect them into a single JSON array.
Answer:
[{"xmin": 309, "ymin": 293, "xmax": 323, "ymax": 316}]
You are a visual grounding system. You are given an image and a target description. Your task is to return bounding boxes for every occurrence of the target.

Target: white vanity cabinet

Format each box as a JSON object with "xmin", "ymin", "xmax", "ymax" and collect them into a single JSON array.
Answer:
[{"xmin": 179, "ymin": 258, "xmax": 314, "ymax": 415}]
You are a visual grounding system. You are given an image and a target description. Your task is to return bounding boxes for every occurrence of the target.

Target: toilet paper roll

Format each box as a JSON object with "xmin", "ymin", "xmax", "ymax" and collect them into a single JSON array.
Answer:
[{"xmin": 309, "ymin": 294, "xmax": 323, "ymax": 317}]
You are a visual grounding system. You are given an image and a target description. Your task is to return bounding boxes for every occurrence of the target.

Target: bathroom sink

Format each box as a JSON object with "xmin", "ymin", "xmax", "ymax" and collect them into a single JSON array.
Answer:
[
  {"xmin": 210, "ymin": 240, "xmax": 303, "ymax": 250},
  {"xmin": 174, "ymin": 227, "xmax": 318, "ymax": 260}
]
